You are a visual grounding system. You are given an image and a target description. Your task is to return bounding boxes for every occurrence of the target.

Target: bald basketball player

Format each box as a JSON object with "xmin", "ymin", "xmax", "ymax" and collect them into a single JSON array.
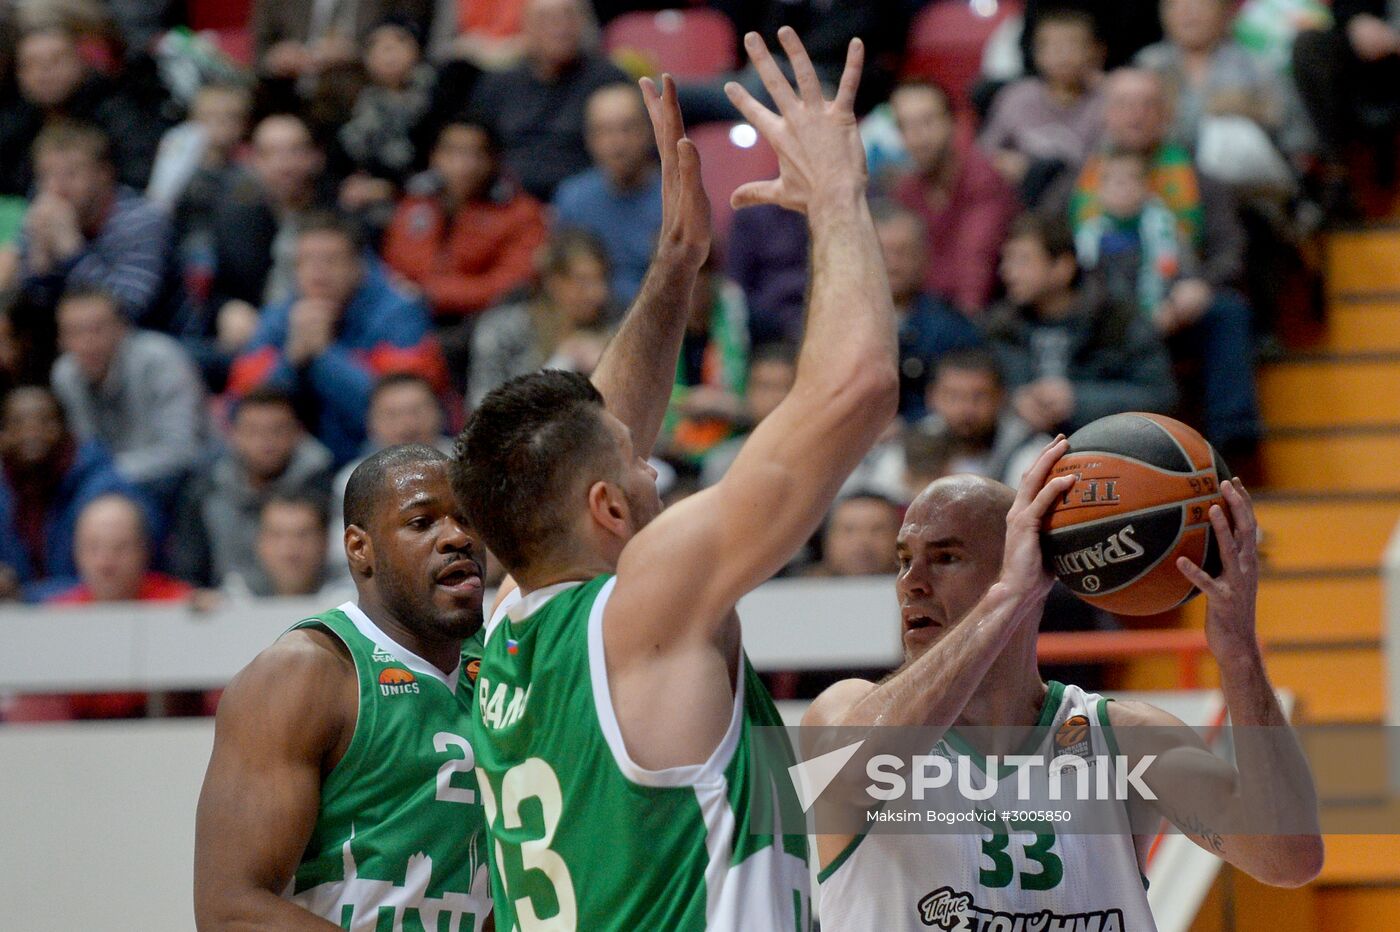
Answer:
[{"xmin": 806, "ymin": 447, "xmax": 1323, "ymax": 931}]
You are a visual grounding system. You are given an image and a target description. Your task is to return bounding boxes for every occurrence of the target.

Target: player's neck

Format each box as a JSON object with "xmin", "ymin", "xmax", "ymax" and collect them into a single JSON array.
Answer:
[
  {"xmin": 356, "ymin": 590, "xmax": 462, "ymax": 675},
  {"xmin": 514, "ymin": 555, "xmax": 616, "ymax": 597}
]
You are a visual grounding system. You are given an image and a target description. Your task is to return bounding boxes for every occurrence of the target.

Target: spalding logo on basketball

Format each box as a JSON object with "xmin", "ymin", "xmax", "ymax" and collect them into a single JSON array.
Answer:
[{"xmin": 1042, "ymin": 412, "xmax": 1231, "ymax": 616}]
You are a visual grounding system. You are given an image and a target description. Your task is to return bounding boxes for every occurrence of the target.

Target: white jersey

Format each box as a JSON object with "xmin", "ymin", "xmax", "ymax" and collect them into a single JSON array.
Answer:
[{"xmin": 819, "ymin": 682, "xmax": 1158, "ymax": 932}]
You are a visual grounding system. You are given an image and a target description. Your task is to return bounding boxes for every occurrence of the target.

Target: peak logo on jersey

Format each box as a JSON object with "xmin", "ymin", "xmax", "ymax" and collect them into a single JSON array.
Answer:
[
  {"xmin": 465, "ymin": 658, "xmax": 480, "ymax": 683},
  {"xmin": 916, "ymin": 886, "xmax": 1125, "ymax": 931},
  {"xmin": 1055, "ymin": 714, "xmax": 1093, "ymax": 760},
  {"xmin": 379, "ymin": 667, "xmax": 421, "ymax": 696}
]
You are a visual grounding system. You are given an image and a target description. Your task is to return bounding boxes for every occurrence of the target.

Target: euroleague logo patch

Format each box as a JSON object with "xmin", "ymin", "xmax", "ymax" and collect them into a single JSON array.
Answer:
[
  {"xmin": 379, "ymin": 667, "xmax": 421, "ymax": 696},
  {"xmin": 1054, "ymin": 713, "xmax": 1092, "ymax": 760}
]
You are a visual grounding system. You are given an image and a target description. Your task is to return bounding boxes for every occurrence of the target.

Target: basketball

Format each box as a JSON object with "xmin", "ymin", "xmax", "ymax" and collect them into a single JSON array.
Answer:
[{"xmin": 1042, "ymin": 413, "xmax": 1232, "ymax": 616}]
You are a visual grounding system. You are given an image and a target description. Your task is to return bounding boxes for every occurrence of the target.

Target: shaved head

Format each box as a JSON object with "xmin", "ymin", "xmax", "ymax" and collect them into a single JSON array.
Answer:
[
  {"xmin": 896, "ymin": 474, "xmax": 1016, "ymax": 657},
  {"xmin": 910, "ymin": 474, "xmax": 1015, "ymax": 522}
]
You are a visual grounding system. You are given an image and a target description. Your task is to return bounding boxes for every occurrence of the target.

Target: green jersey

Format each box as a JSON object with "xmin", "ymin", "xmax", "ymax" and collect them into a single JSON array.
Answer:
[
  {"xmin": 284, "ymin": 601, "xmax": 493, "ymax": 931},
  {"xmin": 473, "ymin": 575, "xmax": 811, "ymax": 932}
]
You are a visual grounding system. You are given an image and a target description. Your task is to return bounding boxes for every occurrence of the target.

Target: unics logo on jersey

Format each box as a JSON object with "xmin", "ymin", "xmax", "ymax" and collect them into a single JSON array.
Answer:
[
  {"xmin": 916, "ymin": 885, "xmax": 1125, "ymax": 931},
  {"xmin": 378, "ymin": 667, "xmax": 420, "ymax": 696}
]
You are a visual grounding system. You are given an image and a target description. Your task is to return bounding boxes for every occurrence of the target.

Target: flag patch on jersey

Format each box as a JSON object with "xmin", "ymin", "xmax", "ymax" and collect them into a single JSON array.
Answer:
[
  {"xmin": 506, "ymin": 639, "xmax": 519, "ymax": 655},
  {"xmin": 378, "ymin": 667, "xmax": 420, "ymax": 696}
]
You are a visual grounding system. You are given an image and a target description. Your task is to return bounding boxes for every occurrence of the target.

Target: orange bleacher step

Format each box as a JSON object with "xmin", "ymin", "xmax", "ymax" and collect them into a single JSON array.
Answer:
[
  {"xmin": 1317, "ymin": 837, "xmax": 1400, "ymax": 885},
  {"xmin": 1252, "ymin": 496, "xmax": 1400, "ymax": 573},
  {"xmin": 1259, "ymin": 355, "xmax": 1400, "ymax": 429},
  {"xmin": 1177, "ymin": 571, "xmax": 1382, "ymax": 643},
  {"xmin": 1318, "ymin": 886, "xmax": 1400, "ymax": 932},
  {"xmin": 1324, "ymin": 300, "xmax": 1400, "ymax": 353},
  {"xmin": 1327, "ymin": 228, "xmax": 1400, "ymax": 294},
  {"xmin": 1118, "ymin": 645, "xmax": 1384, "ymax": 723},
  {"xmin": 1262, "ymin": 429, "xmax": 1400, "ymax": 493}
]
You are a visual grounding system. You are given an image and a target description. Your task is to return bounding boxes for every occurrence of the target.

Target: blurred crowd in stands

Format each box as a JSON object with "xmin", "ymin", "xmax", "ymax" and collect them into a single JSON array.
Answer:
[{"xmin": 1, "ymin": 0, "xmax": 1397, "ymax": 716}]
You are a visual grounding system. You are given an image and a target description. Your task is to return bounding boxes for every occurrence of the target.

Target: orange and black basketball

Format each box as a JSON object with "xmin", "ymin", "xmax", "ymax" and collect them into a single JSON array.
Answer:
[{"xmin": 1042, "ymin": 413, "xmax": 1231, "ymax": 616}]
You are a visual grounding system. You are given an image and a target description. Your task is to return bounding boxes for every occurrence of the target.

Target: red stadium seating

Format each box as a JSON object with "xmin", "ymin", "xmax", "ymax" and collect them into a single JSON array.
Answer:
[
  {"xmin": 687, "ymin": 121, "xmax": 779, "ymax": 248},
  {"xmin": 188, "ymin": 0, "xmax": 253, "ymax": 31},
  {"xmin": 603, "ymin": 9, "xmax": 738, "ymax": 79},
  {"xmin": 904, "ymin": 0, "xmax": 1024, "ymax": 108}
]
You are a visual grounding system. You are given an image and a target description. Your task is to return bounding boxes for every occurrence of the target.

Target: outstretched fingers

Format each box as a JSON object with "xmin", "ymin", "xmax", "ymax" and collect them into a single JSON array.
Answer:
[
  {"xmin": 776, "ymin": 25, "xmax": 823, "ymax": 105},
  {"xmin": 743, "ymin": 31, "xmax": 799, "ymax": 113},
  {"xmin": 723, "ymin": 80, "xmax": 782, "ymax": 138},
  {"xmin": 832, "ymin": 38, "xmax": 865, "ymax": 114}
]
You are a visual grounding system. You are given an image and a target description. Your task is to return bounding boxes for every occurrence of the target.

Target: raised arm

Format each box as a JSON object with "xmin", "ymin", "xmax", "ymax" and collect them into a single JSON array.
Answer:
[
  {"xmin": 193, "ymin": 632, "xmax": 354, "ymax": 930},
  {"xmin": 609, "ymin": 29, "xmax": 899, "ymax": 642},
  {"xmin": 1114, "ymin": 480, "xmax": 1323, "ymax": 887},
  {"xmin": 589, "ymin": 74, "xmax": 711, "ymax": 459}
]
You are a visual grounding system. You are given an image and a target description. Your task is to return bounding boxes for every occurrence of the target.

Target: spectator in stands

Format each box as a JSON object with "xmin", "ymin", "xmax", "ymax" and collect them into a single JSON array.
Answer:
[
  {"xmin": 726, "ymin": 203, "xmax": 808, "ymax": 346},
  {"xmin": 807, "ymin": 492, "xmax": 902, "ymax": 578},
  {"xmin": 468, "ymin": 228, "xmax": 615, "ymax": 405},
  {"xmin": 17, "ymin": 121, "xmax": 180, "ymax": 328},
  {"xmin": 979, "ymin": 7, "xmax": 1107, "ymax": 205},
  {"xmin": 875, "ymin": 201, "xmax": 983, "ymax": 422},
  {"xmin": 984, "ymin": 213, "xmax": 1177, "ymax": 434},
  {"xmin": 253, "ymin": 0, "xmax": 432, "ymax": 82},
  {"xmin": 0, "ymin": 385, "xmax": 135, "ymax": 600},
  {"xmin": 383, "ymin": 119, "xmax": 547, "ymax": 376},
  {"xmin": 170, "ymin": 387, "xmax": 333, "ymax": 591},
  {"xmin": 228, "ymin": 212, "xmax": 447, "ymax": 465},
  {"xmin": 659, "ymin": 258, "xmax": 750, "ymax": 470},
  {"xmin": 1292, "ymin": 0, "xmax": 1400, "ymax": 193},
  {"xmin": 254, "ymin": 494, "xmax": 340, "ymax": 598},
  {"xmin": 700, "ymin": 343, "xmax": 797, "ymax": 488},
  {"xmin": 326, "ymin": 372, "xmax": 451, "ymax": 572},
  {"xmin": 53, "ymin": 493, "xmax": 190, "ymax": 604},
  {"xmin": 0, "ymin": 24, "xmax": 167, "ymax": 196},
  {"xmin": 467, "ymin": 0, "xmax": 628, "ymax": 199},
  {"xmin": 337, "ymin": 15, "xmax": 438, "ymax": 225},
  {"xmin": 46, "ymin": 493, "xmax": 192, "ymax": 719},
  {"xmin": 890, "ymin": 80, "xmax": 1019, "ymax": 315},
  {"xmin": 200, "ymin": 114, "xmax": 333, "ymax": 379},
  {"xmin": 148, "ymin": 82, "xmax": 253, "ymax": 218},
  {"xmin": 1062, "ymin": 68, "xmax": 1260, "ymax": 453},
  {"xmin": 435, "ymin": 0, "xmax": 528, "ymax": 67},
  {"xmin": 51, "ymin": 286, "xmax": 206, "ymax": 508},
  {"xmin": 1136, "ymin": 0, "xmax": 1311, "ymax": 164},
  {"xmin": 553, "ymin": 83, "xmax": 662, "ymax": 306},
  {"xmin": 920, "ymin": 348, "xmax": 1048, "ymax": 486}
]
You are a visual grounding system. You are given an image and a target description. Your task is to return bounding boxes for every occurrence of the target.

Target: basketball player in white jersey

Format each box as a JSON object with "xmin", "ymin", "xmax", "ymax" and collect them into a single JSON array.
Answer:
[{"xmin": 806, "ymin": 457, "xmax": 1323, "ymax": 931}]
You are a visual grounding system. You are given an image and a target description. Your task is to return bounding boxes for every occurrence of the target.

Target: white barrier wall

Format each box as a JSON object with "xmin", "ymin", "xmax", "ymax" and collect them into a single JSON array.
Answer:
[
  {"xmin": 0, "ymin": 719, "xmax": 214, "ymax": 931},
  {"xmin": 0, "ymin": 577, "xmax": 903, "ymax": 691}
]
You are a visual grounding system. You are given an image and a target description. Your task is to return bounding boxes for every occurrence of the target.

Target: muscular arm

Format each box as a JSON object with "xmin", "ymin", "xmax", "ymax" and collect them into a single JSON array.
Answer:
[
  {"xmin": 589, "ymin": 74, "xmax": 710, "ymax": 459},
  {"xmin": 1113, "ymin": 480, "xmax": 1322, "ymax": 887},
  {"xmin": 608, "ymin": 31, "xmax": 900, "ymax": 648},
  {"xmin": 193, "ymin": 630, "xmax": 356, "ymax": 930}
]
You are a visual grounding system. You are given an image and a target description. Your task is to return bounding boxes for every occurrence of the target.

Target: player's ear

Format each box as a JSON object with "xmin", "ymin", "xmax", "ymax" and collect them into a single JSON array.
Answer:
[
  {"xmin": 344, "ymin": 524, "xmax": 373, "ymax": 577},
  {"xmin": 586, "ymin": 480, "xmax": 629, "ymax": 539}
]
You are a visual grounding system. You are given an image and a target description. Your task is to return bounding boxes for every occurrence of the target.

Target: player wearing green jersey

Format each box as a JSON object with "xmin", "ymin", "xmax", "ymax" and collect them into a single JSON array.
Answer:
[
  {"xmin": 193, "ymin": 73, "xmax": 713, "ymax": 931},
  {"xmin": 452, "ymin": 28, "xmax": 899, "ymax": 932}
]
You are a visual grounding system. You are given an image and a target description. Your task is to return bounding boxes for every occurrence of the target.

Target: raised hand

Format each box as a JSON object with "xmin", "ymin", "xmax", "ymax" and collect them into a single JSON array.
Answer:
[
  {"xmin": 1177, "ymin": 478, "xmax": 1261, "ymax": 658},
  {"xmin": 723, "ymin": 27, "xmax": 867, "ymax": 214},
  {"xmin": 1000, "ymin": 436, "xmax": 1077, "ymax": 601},
  {"xmin": 641, "ymin": 73, "xmax": 710, "ymax": 270}
]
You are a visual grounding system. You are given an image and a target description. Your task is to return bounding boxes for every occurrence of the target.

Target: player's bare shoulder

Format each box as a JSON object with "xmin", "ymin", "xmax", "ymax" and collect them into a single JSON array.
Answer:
[{"xmin": 214, "ymin": 625, "xmax": 358, "ymax": 770}]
